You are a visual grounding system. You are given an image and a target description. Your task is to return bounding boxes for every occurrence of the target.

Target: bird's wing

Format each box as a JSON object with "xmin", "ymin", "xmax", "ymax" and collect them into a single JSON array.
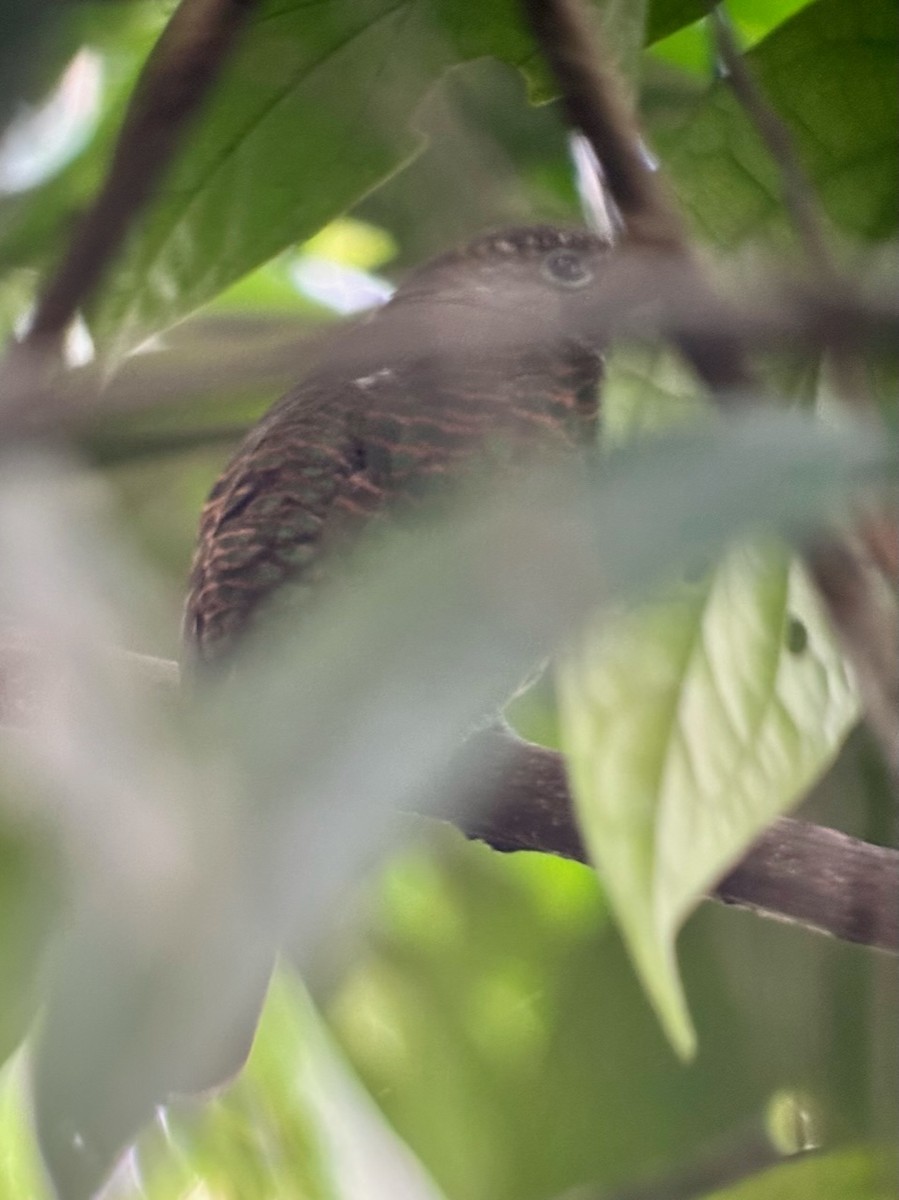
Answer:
[
  {"xmin": 182, "ymin": 365, "xmax": 446, "ymax": 665},
  {"xmin": 183, "ymin": 380, "xmax": 360, "ymax": 663}
]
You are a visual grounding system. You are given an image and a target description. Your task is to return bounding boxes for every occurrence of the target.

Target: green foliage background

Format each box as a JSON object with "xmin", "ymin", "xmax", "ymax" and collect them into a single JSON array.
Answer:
[{"xmin": 0, "ymin": 1, "xmax": 896, "ymax": 1198}]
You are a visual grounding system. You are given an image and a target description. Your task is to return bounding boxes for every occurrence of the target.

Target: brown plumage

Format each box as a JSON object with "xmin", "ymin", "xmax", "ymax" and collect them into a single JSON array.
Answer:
[{"xmin": 184, "ymin": 225, "xmax": 612, "ymax": 665}]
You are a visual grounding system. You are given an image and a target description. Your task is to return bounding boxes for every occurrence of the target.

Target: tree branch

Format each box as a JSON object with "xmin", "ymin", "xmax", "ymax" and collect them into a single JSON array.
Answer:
[
  {"xmin": 4, "ymin": 635, "xmax": 893, "ymax": 952},
  {"xmin": 521, "ymin": 0, "xmax": 751, "ymax": 394},
  {"xmin": 20, "ymin": 0, "xmax": 259, "ymax": 356},
  {"xmin": 455, "ymin": 725, "xmax": 899, "ymax": 954}
]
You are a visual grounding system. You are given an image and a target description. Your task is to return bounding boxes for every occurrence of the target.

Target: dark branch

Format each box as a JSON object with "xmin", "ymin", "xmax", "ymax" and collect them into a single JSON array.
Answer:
[
  {"xmin": 1, "ymin": 638, "xmax": 896, "ymax": 951},
  {"xmin": 456, "ymin": 726, "xmax": 899, "ymax": 954},
  {"xmin": 22, "ymin": 0, "xmax": 259, "ymax": 354},
  {"xmin": 521, "ymin": 0, "xmax": 682, "ymax": 249},
  {"xmin": 711, "ymin": 9, "xmax": 837, "ymax": 281},
  {"xmin": 521, "ymin": 0, "xmax": 751, "ymax": 394}
]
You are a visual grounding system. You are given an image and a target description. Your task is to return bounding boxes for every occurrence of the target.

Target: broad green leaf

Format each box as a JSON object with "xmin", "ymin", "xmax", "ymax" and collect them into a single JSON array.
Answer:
[
  {"xmin": 647, "ymin": 0, "xmax": 816, "ymax": 48},
  {"xmin": 87, "ymin": 0, "xmax": 438, "ymax": 359},
  {"xmin": 651, "ymin": 0, "xmax": 898, "ymax": 247},
  {"xmin": 555, "ymin": 348, "xmax": 860, "ymax": 1056},
  {"xmin": 86, "ymin": 0, "xmax": 647, "ymax": 360},
  {"xmin": 557, "ymin": 541, "xmax": 859, "ymax": 1055},
  {"xmin": 647, "ymin": 0, "xmax": 709, "ymax": 45}
]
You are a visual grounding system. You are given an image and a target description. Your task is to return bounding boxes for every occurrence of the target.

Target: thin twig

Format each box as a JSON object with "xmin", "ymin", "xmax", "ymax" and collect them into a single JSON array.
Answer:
[
  {"xmin": 522, "ymin": 0, "xmax": 683, "ymax": 248},
  {"xmin": 711, "ymin": 8, "xmax": 839, "ymax": 282},
  {"xmin": 521, "ymin": 0, "xmax": 752, "ymax": 394},
  {"xmin": 21, "ymin": 0, "xmax": 259, "ymax": 355}
]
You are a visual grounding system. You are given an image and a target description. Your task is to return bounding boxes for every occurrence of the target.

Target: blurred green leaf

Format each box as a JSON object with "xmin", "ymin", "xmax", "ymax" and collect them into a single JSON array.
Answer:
[
  {"xmin": 646, "ymin": 0, "xmax": 709, "ymax": 44},
  {"xmin": 2, "ymin": 410, "xmax": 890, "ymax": 1196},
  {"xmin": 0, "ymin": 1056, "xmax": 47, "ymax": 1198},
  {"xmin": 651, "ymin": 0, "xmax": 898, "ymax": 247},
  {"xmin": 137, "ymin": 971, "xmax": 446, "ymax": 1200},
  {"xmin": 647, "ymin": 0, "xmax": 816, "ymax": 49},
  {"xmin": 0, "ymin": 4, "xmax": 166, "ymax": 277}
]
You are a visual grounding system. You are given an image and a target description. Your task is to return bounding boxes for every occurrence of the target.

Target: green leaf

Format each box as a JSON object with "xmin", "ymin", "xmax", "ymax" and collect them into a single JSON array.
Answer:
[
  {"xmin": 557, "ymin": 541, "xmax": 859, "ymax": 1056},
  {"xmin": 86, "ymin": 0, "xmax": 648, "ymax": 360},
  {"xmin": 647, "ymin": 0, "xmax": 816, "ymax": 48},
  {"xmin": 0, "ymin": 1057, "xmax": 47, "ymax": 1199},
  {"xmin": 555, "ymin": 348, "xmax": 861, "ymax": 1057},
  {"xmin": 651, "ymin": 0, "xmax": 898, "ymax": 247},
  {"xmin": 0, "ymin": 4, "xmax": 167, "ymax": 276}
]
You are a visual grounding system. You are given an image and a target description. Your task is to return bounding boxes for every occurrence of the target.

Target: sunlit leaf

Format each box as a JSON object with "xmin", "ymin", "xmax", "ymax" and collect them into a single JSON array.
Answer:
[
  {"xmin": 557, "ymin": 542, "xmax": 858, "ymax": 1055},
  {"xmin": 554, "ymin": 347, "xmax": 859, "ymax": 1056}
]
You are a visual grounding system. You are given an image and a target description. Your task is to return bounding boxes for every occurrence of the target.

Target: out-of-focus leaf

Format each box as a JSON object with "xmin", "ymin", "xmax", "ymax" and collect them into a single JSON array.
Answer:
[
  {"xmin": 646, "ymin": 0, "xmax": 708, "ymax": 44},
  {"xmin": 0, "ymin": 1, "xmax": 64, "ymax": 131},
  {"xmin": 0, "ymin": 4, "xmax": 166, "ymax": 276},
  {"xmin": 651, "ymin": 0, "xmax": 898, "ymax": 247},
  {"xmin": 704, "ymin": 1144, "xmax": 898, "ymax": 1200},
  {"xmin": 138, "ymin": 971, "xmax": 446, "ymax": 1200},
  {"xmin": 0, "ymin": 1057, "xmax": 47, "ymax": 1198},
  {"xmin": 2, "ymin": 411, "xmax": 888, "ymax": 1196},
  {"xmin": 647, "ymin": 0, "xmax": 816, "ymax": 48}
]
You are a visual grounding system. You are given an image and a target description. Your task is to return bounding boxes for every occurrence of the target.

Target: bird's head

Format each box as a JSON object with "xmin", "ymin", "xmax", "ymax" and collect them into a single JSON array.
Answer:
[{"xmin": 381, "ymin": 225, "xmax": 614, "ymax": 359}]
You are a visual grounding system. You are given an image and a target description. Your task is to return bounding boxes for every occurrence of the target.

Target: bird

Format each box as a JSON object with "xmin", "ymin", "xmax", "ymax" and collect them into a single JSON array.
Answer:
[
  {"xmin": 184, "ymin": 224, "xmax": 612, "ymax": 666},
  {"xmin": 177, "ymin": 225, "xmax": 612, "ymax": 1090}
]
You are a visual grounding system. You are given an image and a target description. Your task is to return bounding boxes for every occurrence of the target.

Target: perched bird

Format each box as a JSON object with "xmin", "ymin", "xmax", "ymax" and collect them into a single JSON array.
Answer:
[
  {"xmin": 178, "ymin": 224, "xmax": 612, "ymax": 1089},
  {"xmin": 184, "ymin": 225, "xmax": 612, "ymax": 664}
]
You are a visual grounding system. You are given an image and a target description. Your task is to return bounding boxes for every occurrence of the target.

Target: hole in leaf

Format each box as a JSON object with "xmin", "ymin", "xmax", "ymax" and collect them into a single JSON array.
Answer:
[{"xmin": 786, "ymin": 616, "xmax": 808, "ymax": 655}]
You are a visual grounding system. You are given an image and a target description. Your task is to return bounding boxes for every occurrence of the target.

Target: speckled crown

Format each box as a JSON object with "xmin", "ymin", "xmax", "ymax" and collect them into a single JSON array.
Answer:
[
  {"xmin": 393, "ymin": 224, "xmax": 609, "ymax": 297},
  {"xmin": 461, "ymin": 225, "xmax": 607, "ymax": 260}
]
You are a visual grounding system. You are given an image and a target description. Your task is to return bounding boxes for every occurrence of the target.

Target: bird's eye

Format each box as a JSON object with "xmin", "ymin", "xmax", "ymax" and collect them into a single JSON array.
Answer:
[{"xmin": 541, "ymin": 248, "xmax": 593, "ymax": 288}]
